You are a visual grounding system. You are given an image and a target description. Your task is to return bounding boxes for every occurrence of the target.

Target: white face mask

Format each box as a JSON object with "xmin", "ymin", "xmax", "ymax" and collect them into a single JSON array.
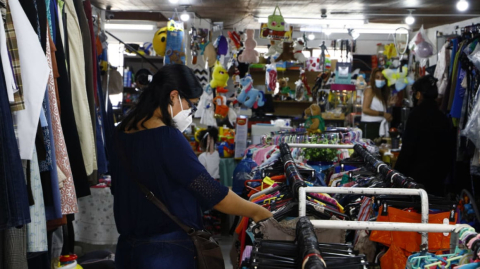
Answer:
[{"xmin": 170, "ymin": 96, "xmax": 192, "ymax": 133}]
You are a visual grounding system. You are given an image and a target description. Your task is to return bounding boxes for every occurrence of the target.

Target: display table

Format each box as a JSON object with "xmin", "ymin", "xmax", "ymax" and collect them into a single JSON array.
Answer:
[
  {"xmin": 219, "ymin": 158, "xmax": 236, "ymax": 187},
  {"xmin": 73, "ymin": 187, "xmax": 119, "ymax": 245}
]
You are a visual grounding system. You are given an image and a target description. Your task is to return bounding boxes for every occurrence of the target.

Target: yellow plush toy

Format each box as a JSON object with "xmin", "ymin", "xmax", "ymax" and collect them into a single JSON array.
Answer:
[
  {"xmin": 304, "ymin": 104, "xmax": 325, "ymax": 134},
  {"xmin": 210, "ymin": 61, "xmax": 229, "ymax": 89},
  {"xmin": 152, "ymin": 27, "xmax": 167, "ymax": 56}
]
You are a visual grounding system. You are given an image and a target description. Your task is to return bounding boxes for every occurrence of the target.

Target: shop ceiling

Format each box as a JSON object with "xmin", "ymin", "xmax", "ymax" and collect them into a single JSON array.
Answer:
[{"xmin": 91, "ymin": 0, "xmax": 480, "ymax": 29}]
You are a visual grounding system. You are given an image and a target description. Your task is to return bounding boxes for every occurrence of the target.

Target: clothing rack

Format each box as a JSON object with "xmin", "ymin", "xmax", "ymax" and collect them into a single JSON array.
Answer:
[{"xmin": 298, "ymin": 186, "xmax": 430, "ymax": 250}]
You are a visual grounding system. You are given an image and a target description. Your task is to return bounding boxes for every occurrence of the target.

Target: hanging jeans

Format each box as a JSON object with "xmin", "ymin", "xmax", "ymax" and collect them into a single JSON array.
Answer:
[{"xmin": 115, "ymin": 230, "xmax": 197, "ymax": 269}]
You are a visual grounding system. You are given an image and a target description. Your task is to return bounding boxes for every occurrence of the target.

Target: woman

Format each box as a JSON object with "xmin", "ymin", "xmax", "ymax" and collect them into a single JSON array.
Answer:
[
  {"xmin": 111, "ymin": 64, "xmax": 272, "ymax": 269},
  {"xmin": 360, "ymin": 68, "xmax": 393, "ymax": 140},
  {"xmin": 395, "ymin": 75, "xmax": 454, "ymax": 197}
]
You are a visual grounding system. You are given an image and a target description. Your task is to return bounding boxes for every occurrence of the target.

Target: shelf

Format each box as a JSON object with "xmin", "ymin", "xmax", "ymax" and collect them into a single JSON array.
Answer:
[
  {"xmin": 124, "ymin": 55, "xmax": 164, "ymax": 60},
  {"xmin": 273, "ymin": 100, "xmax": 313, "ymax": 105}
]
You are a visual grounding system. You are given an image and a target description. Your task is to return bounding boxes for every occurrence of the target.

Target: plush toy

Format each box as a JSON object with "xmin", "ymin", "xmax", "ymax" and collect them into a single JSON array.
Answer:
[
  {"xmin": 265, "ymin": 40, "xmax": 283, "ymax": 58},
  {"xmin": 295, "ymin": 80, "xmax": 305, "ymax": 101},
  {"xmin": 266, "ymin": 64, "xmax": 277, "ymax": 93},
  {"xmin": 213, "ymin": 96, "xmax": 229, "ymax": 119},
  {"xmin": 278, "ymin": 77, "xmax": 294, "ymax": 99},
  {"xmin": 228, "ymin": 31, "xmax": 242, "ymax": 50},
  {"xmin": 238, "ymin": 29, "xmax": 259, "ymax": 64},
  {"xmin": 203, "ymin": 42, "xmax": 217, "ymax": 68},
  {"xmin": 152, "ymin": 27, "xmax": 168, "ymax": 56},
  {"xmin": 236, "ymin": 76, "xmax": 265, "ymax": 108},
  {"xmin": 293, "ymin": 39, "xmax": 307, "ymax": 63},
  {"xmin": 300, "ymin": 69, "xmax": 311, "ymax": 96},
  {"xmin": 210, "ymin": 61, "xmax": 229, "ymax": 89},
  {"xmin": 277, "ymin": 42, "xmax": 295, "ymax": 62},
  {"xmin": 215, "ymin": 35, "xmax": 229, "ymax": 56},
  {"xmin": 304, "ymin": 104, "xmax": 325, "ymax": 134}
]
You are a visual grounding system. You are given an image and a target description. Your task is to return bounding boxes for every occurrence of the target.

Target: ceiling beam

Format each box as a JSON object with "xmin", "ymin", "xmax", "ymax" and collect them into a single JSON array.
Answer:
[{"xmin": 110, "ymin": 11, "xmax": 168, "ymax": 21}]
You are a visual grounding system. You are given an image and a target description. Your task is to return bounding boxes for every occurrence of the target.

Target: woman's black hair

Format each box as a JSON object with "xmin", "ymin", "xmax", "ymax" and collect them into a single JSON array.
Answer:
[
  {"xmin": 198, "ymin": 127, "xmax": 219, "ymax": 150},
  {"xmin": 119, "ymin": 64, "xmax": 203, "ymax": 131},
  {"xmin": 412, "ymin": 75, "xmax": 439, "ymax": 100}
]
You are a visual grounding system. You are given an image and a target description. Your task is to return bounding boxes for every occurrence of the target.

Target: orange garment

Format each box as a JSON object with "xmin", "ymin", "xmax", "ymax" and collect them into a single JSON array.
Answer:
[{"xmin": 370, "ymin": 205, "xmax": 456, "ymax": 269}]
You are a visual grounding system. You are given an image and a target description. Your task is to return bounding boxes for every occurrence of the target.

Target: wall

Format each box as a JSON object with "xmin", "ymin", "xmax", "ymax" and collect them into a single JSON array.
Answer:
[{"xmin": 425, "ymin": 17, "xmax": 480, "ymax": 66}]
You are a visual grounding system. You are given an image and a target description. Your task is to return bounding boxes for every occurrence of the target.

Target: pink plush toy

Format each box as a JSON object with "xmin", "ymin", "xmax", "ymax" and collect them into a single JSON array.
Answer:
[{"xmin": 238, "ymin": 29, "xmax": 259, "ymax": 64}]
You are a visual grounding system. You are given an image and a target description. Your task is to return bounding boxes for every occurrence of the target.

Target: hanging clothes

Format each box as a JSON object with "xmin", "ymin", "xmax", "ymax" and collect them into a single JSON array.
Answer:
[
  {"xmin": 26, "ymin": 148, "xmax": 48, "ymax": 253},
  {"xmin": 73, "ymin": 0, "xmax": 98, "ymax": 183},
  {"xmin": 53, "ymin": 3, "xmax": 91, "ymax": 197},
  {"xmin": 9, "ymin": 0, "xmax": 50, "ymax": 160},
  {"xmin": 5, "ymin": 2, "xmax": 25, "ymax": 112},
  {"xmin": 64, "ymin": 0, "xmax": 97, "ymax": 178},
  {"xmin": 46, "ymin": 28, "xmax": 78, "ymax": 215},
  {"xmin": 0, "ymin": 45, "xmax": 30, "ymax": 230},
  {"xmin": 0, "ymin": 226, "xmax": 28, "ymax": 269}
]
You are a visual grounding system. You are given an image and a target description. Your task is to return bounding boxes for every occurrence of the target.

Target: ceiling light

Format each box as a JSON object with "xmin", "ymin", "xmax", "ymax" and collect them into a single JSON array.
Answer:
[
  {"xmin": 324, "ymin": 29, "xmax": 332, "ymax": 36},
  {"xmin": 180, "ymin": 10, "xmax": 190, "ymax": 21},
  {"xmin": 457, "ymin": 0, "xmax": 469, "ymax": 11},
  {"xmin": 308, "ymin": 33, "xmax": 315, "ymax": 40},
  {"xmin": 169, "ymin": 0, "xmax": 178, "ymax": 3},
  {"xmin": 105, "ymin": 24, "xmax": 155, "ymax": 30},
  {"xmin": 257, "ymin": 17, "xmax": 365, "ymax": 25},
  {"xmin": 405, "ymin": 10, "xmax": 415, "ymax": 25}
]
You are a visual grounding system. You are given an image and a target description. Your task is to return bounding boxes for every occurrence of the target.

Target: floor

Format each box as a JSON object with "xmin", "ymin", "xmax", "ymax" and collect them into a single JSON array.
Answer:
[{"xmin": 75, "ymin": 235, "xmax": 236, "ymax": 268}]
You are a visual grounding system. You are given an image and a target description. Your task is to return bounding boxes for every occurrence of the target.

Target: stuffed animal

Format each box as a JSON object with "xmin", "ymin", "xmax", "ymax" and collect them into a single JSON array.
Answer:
[
  {"xmin": 236, "ymin": 76, "xmax": 265, "ymax": 108},
  {"xmin": 203, "ymin": 42, "xmax": 217, "ymax": 68},
  {"xmin": 300, "ymin": 69, "xmax": 311, "ymax": 96},
  {"xmin": 152, "ymin": 27, "xmax": 168, "ymax": 56},
  {"xmin": 265, "ymin": 40, "xmax": 283, "ymax": 58},
  {"xmin": 228, "ymin": 31, "xmax": 242, "ymax": 50},
  {"xmin": 277, "ymin": 42, "xmax": 295, "ymax": 62},
  {"xmin": 210, "ymin": 61, "xmax": 229, "ymax": 89},
  {"xmin": 293, "ymin": 39, "xmax": 307, "ymax": 63},
  {"xmin": 215, "ymin": 35, "xmax": 229, "ymax": 56},
  {"xmin": 278, "ymin": 77, "xmax": 294, "ymax": 99},
  {"xmin": 304, "ymin": 104, "xmax": 325, "ymax": 134},
  {"xmin": 213, "ymin": 96, "xmax": 229, "ymax": 119},
  {"xmin": 238, "ymin": 29, "xmax": 259, "ymax": 64}
]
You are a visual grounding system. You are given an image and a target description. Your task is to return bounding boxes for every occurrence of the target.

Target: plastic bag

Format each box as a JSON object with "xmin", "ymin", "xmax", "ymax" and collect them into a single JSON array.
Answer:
[
  {"xmin": 408, "ymin": 25, "xmax": 435, "ymax": 59},
  {"xmin": 467, "ymin": 42, "xmax": 480, "ymax": 71},
  {"xmin": 232, "ymin": 151, "xmax": 258, "ymax": 195},
  {"xmin": 461, "ymin": 90, "xmax": 480, "ymax": 148}
]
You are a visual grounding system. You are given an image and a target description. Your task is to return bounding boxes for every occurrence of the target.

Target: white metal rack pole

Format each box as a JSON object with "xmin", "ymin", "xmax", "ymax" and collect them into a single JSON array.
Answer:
[
  {"xmin": 288, "ymin": 143, "xmax": 355, "ymax": 149},
  {"xmin": 299, "ymin": 186, "xmax": 430, "ymax": 250}
]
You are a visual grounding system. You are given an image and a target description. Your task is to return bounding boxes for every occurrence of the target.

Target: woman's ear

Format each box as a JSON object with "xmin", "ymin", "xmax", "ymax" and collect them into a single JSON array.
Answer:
[{"xmin": 170, "ymin": 90, "xmax": 179, "ymax": 102}]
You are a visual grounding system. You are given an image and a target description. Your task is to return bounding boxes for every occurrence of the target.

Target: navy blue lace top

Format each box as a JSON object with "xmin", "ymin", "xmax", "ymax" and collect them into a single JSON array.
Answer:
[{"xmin": 111, "ymin": 126, "xmax": 229, "ymax": 236}]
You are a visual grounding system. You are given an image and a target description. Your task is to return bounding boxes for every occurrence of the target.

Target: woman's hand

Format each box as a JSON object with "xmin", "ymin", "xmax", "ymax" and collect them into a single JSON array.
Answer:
[
  {"xmin": 252, "ymin": 208, "xmax": 273, "ymax": 223},
  {"xmin": 214, "ymin": 190, "xmax": 273, "ymax": 221},
  {"xmin": 384, "ymin": 113, "xmax": 393, "ymax": 122}
]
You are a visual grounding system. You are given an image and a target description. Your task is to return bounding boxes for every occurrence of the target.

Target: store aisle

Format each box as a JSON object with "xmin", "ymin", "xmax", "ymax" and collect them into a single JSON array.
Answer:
[{"xmin": 219, "ymin": 235, "xmax": 235, "ymax": 269}]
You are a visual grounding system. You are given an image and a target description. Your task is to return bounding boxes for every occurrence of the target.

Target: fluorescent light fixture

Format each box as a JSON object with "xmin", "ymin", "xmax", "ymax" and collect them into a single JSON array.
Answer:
[
  {"xmin": 300, "ymin": 27, "xmax": 405, "ymax": 35},
  {"xmin": 181, "ymin": 10, "xmax": 190, "ymax": 21},
  {"xmin": 348, "ymin": 29, "xmax": 360, "ymax": 40},
  {"xmin": 308, "ymin": 33, "xmax": 315, "ymax": 40},
  {"xmin": 324, "ymin": 29, "xmax": 332, "ymax": 36},
  {"xmin": 105, "ymin": 24, "xmax": 155, "ymax": 30},
  {"xmin": 169, "ymin": 0, "xmax": 178, "ymax": 3},
  {"xmin": 457, "ymin": 0, "xmax": 469, "ymax": 11},
  {"xmin": 257, "ymin": 17, "xmax": 365, "ymax": 25}
]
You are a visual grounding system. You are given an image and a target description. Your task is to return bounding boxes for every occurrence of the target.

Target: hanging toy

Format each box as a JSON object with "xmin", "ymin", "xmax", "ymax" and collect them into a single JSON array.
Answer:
[
  {"xmin": 409, "ymin": 25, "xmax": 434, "ymax": 59},
  {"xmin": 300, "ymin": 69, "xmax": 311, "ymax": 96},
  {"xmin": 210, "ymin": 61, "xmax": 229, "ymax": 90},
  {"xmin": 382, "ymin": 66, "xmax": 414, "ymax": 92},
  {"xmin": 152, "ymin": 27, "xmax": 168, "ymax": 56},
  {"xmin": 213, "ymin": 96, "xmax": 229, "ymax": 119},
  {"xmin": 238, "ymin": 29, "xmax": 259, "ymax": 64},
  {"xmin": 265, "ymin": 40, "xmax": 283, "ymax": 58},
  {"xmin": 295, "ymin": 79, "xmax": 305, "ymax": 101},
  {"xmin": 293, "ymin": 39, "xmax": 307, "ymax": 63},
  {"xmin": 267, "ymin": 5, "xmax": 287, "ymax": 40},
  {"xmin": 228, "ymin": 31, "xmax": 242, "ymax": 50},
  {"xmin": 236, "ymin": 76, "xmax": 266, "ymax": 108},
  {"xmin": 277, "ymin": 41, "xmax": 296, "ymax": 62},
  {"xmin": 265, "ymin": 64, "xmax": 277, "ymax": 94},
  {"xmin": 215, "ymin": 35, "xmax": 229, "ymax": 56},
  {"xmin": 383, "ymin": 43, "xmax": 398, "ymax": 60},
  {"xmin": 203, "ymin": 42, "xmax": 217, "ymax": 68},
  {"xmin": 164, "ymin": 19, "xmax": 186, "ymax": 65}
]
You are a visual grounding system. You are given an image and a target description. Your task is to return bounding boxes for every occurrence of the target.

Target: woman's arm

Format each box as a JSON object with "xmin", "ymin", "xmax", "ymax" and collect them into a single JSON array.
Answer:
[{"xmin": 214, "ymin": 190, "xmax": 273, "ymax": 223}]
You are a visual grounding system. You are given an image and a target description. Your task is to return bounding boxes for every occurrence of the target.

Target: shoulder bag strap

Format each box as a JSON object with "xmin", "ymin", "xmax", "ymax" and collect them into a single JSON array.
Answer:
[{"xmin": 114, "ymin": 131, "xmax": 194, "ymax": 234}]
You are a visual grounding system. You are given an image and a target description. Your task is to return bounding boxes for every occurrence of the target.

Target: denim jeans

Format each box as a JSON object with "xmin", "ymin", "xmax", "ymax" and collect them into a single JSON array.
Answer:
[{"xmin": 116, "ymin": 230, "xmax": 197, "ymax": 269}]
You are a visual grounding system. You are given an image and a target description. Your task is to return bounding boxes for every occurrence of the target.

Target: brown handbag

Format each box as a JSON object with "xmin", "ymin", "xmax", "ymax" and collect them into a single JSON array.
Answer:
[{"xmin": 116, "ymin": 133, "xmax": 225, "ymax": 269}]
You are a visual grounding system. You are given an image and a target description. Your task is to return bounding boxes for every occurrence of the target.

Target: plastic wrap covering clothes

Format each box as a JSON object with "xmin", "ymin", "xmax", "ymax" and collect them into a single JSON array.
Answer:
[
  {"xmin": 370, "ymin": 205, "xmax": 456, "ymax": 269},
  {"xmin": 461, "ymin": 87, "xmax": 480, "ymax": 149},
  {"xmin": 254, "ymin": 216, "xmax": 345, "ymax": 243},
  {"xmin": 467, "ymin": 43, "xmax": 480, "ymax": 71}
]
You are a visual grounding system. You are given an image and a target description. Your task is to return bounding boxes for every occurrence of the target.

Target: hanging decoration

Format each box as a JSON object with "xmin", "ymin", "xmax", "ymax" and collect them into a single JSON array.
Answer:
[
  {"xmin": 277, "ymin": 41, "xmax": 295, "ymax": 62},
  {"xmin": 382, "ymin": 66, "xmax": 414, "ymax": 92},
  {"xmin": 213, "ymin": 96, "xmax": 229, "ymax": 119},
  {"xmin": 238, "ymin": 29, "xmax": 259, "ymax": 64},
  {"xmin": 265, "ymin": 64, "xmax": 277, "ymax": 94},
  {"xmin": 409, "ymin": 25, "xmax": 435, "ymax": 59},
  {"xmin": 164, "ymin": 16, "xmax": 186, "ymax": 65},
  {"xmin": 264, "ymin": 40, "xmax": 283, "ymax": 58},
  {"xmin": 210, "ymin": 61, "xmax": 230, "ymax": 91},
  {"xmin": 228, "ymin": 31, "xmax": 242, "ymax": 50},
  {"xmin": 203, "ymin": 42, "xmax": 217, "ymax": 68}
]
